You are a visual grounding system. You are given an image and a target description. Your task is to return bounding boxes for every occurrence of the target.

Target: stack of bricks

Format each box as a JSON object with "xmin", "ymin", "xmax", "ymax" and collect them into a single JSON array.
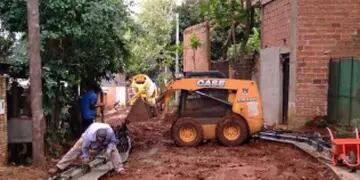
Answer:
[
  {"xmin": 296, "ymin": 0, "xmax": 360, "ymax": 123},
  {"xmin": 0, "ymin": 75, "xmax": 7, "ymax": 164},
  {"xmin": 183, "ymin": 21, "xmax": 210, "ymax": 72}
]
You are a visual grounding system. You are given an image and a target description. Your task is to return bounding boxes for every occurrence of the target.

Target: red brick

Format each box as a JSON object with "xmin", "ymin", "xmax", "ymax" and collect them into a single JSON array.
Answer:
[
  {"xmin": 183, "ymin": 22, "xmax": 210, "ymax": 72},
  {"xmin": 262, "ymin": 0, "xmax": 360, "ymax": 126},
  {"xmin": 261, "ymin": 0, "xmax": 290, "ymax": 48},
  {"xmin": 295, "ymin": 0, "xmax": 360, "ymax": 121}
]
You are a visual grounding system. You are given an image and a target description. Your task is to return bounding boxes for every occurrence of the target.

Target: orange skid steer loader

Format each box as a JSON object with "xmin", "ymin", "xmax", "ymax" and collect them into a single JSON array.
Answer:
[{"xmin": 127, "ymin": 71, "xmax": 264, "ymax": 147}]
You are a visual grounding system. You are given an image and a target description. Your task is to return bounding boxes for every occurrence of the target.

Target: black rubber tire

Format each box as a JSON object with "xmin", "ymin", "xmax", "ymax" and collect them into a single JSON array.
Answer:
[
  {"xmin": 171, "ymin": 118, "xmax": 203, "ymax": 147},
  {"xmin": 216, "ymin": 117, "xmax": 249, "ymax": 146}
]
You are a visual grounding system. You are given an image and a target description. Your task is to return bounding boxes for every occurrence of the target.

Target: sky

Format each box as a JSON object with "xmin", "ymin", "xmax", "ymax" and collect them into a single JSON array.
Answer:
[{"xmin": 127, "ymin": 0, "xmax": 184, "ymax": 15}]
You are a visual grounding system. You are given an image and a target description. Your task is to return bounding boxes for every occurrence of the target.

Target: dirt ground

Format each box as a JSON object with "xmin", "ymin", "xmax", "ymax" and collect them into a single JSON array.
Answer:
[
  {"xmin": 0, "ymin": 165, "xmax": 47, "ymax": 180},
  {"xmin": 0, "ymin": 109, "xmax": 338, "ymax": 180},
  {"xmin": 102, "ymin": 114, "xmax": 338, "ymax": 180}
]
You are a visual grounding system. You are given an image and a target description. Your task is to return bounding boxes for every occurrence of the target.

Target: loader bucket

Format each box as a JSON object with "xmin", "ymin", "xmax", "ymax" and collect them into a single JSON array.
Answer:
[{"xmin": 126, "ymin": 98, "xmax": 154, "ymax": 122}]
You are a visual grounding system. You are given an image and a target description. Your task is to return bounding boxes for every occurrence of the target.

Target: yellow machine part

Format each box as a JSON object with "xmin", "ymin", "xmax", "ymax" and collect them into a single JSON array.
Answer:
[
  {"xmin": 201, "ymin": 124, "xmax": 217, "ymax": 139},
  {"xmin": 179, "ymin": 126, "xmax": 198, "ymax": 143},
  {"xmin": 128, "ymin": 74, "xmax": 158, "ymax": 106},
  {"xmin": 162, "ymin": 78, "xmax": 264, "ymax": 135}
]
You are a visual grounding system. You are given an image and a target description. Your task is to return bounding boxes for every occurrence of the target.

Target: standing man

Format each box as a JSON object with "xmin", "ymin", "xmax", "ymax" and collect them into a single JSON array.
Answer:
[
  {"xmin": 49, "ymin": 122, "xmax": 125, "ymax": 175},
  {"xmin": 81, "ymin": 84, "xmax": 103, "ymax": 131}
]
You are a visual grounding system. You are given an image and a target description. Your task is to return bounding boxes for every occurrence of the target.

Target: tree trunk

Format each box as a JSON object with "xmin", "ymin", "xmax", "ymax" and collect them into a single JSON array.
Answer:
[
  {"xmin": 192, "ymin": 49, "xmax": 196, "ymax": 71},
  {"xmin": 27, "ymin": 0, "xmax": 46, "ymax": 167}
]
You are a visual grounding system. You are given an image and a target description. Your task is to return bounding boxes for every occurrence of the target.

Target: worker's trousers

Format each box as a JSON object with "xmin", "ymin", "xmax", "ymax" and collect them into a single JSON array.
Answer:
[{"xmin": 56, "ymin": 137, "xmax": 123, "ymax": 170}]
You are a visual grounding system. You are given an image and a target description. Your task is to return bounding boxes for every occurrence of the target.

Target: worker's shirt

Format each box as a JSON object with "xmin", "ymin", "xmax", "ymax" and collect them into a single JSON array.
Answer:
[
  {"xmin": 81, "ymin": 123, "xmax": 117, "ymax": 159},
  {"xmin": 80, "ymin": 90, "xmax": 97, "ymax": 120}
]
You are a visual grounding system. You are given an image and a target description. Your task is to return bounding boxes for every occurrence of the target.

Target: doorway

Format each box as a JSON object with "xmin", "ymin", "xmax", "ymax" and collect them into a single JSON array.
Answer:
[{"xmin": 281, "ymin": 53, "xmax": 290, "ymax": 124}]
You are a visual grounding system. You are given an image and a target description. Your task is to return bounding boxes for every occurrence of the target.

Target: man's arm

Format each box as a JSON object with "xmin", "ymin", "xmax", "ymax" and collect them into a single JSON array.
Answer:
[
  {"xmin": 90, "ymin": 93, "xmax": 105, "ymax": 109},
  {"xmin": 81, "ymin": 137, "xmax": 91, "ymax": 159},
  {"xmin": 89, "ymin": 93, "xmax": 98, "ymax": 110},
  {"xmin": 106, "ymin": 131, "xmax": 118, "ymax": 154}
]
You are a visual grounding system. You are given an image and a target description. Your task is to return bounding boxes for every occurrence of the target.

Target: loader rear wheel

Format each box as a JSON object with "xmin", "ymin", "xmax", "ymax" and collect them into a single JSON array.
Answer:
[
  {"xmin": 216, "ymin": 117, "xmax": 248, "ymax": 146},
  {"xmin": 171, "ymin": 118, "xmax": 203, "ymax": 147}
]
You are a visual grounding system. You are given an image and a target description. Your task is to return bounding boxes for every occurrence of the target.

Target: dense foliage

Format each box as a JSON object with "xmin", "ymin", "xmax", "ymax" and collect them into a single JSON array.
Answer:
[
  {"xmin": 126, "ymin": 0, "xmax": 176, "ymax": 86},
  {"xmin": 174, "ymin": 0, "xmax": 260, "ymax": 78},
  {"xmin": 200, "ymin": 0, "xmax": 260, "ymax": 79},
  {"xmin": 0, "ymin": 0, "xmax": 131, "ymax": 153},
  {"xmin": 0, "ymin": 0, "xmax": 261, "ymax": 156},
  {"xmin": 0, "ymin": 25, "xmax": 14, "ymax": 62}
]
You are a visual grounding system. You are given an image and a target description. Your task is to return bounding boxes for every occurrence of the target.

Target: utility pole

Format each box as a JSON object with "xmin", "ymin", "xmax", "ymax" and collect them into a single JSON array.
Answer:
[
  {"xmin": 175, "ymin": 13, "xmax": 180, "ymax": 77},
  {"xmin": 174, "ymin": 9, "xmax": 180, "ymax": 105},
  {"xmin": 27, "ymin": 0, "xmax": 46, "ymax": 167}
]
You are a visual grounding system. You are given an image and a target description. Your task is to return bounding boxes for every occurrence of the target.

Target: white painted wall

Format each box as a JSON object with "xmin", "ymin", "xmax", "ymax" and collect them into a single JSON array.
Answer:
[
  {"xmin": 116, "ymin": 87, "xmax": 127, "ymax": 106},
  {"xmin": 259, "ymin": 47, "xmax": 282, "ymax": 126}
]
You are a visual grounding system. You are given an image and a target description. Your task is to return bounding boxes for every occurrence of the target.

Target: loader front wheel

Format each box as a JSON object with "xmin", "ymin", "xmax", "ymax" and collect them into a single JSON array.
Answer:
[
  {"xmin": 171, "ymin": 118, "xmax": 203, "ymax": 147},
  {"xmin": 216, "ymin": 117, "xmax": 248, "ymax": 146}
]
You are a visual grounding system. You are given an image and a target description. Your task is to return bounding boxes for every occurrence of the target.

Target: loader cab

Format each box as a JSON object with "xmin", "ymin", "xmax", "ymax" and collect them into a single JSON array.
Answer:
[
  {"xmin": 179, "ymin": 71, "xmax": 230, "ymax": 119},
  {"xmin": 179, "ymin": 89, "xmax": 229, "ymax": 118}
]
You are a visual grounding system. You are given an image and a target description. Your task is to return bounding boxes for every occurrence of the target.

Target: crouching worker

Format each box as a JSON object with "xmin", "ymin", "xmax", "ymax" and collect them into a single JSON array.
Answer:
[{"xmin": 49, "ymin": 122, "xmax": 125, "ymax": 175}]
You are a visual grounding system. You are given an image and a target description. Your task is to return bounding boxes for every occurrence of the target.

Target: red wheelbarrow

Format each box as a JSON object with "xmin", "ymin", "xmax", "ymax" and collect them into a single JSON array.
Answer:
[{"xmin": 327, "ymin": 127, "xmax": 360, "ymax": 168}]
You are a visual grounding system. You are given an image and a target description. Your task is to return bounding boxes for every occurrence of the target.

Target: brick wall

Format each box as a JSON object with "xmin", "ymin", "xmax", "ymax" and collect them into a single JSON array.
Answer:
[
  {"xmin": 295, "ymin": 0, "xmax": 360, "ymax": 125},
  {"xmin": 261, "ymin": 0, "xmax": 291, "ymax": 48},
  {"xmin": 330, "ymin": 30, "xmax": 360, "ymax": 58},
  {"xmin": 183, "ymin": 21, "xmax": 210, "ymax": 72},
  {"xmin": 0, "ymin": 75, "xmax": 7, "ymax": 164},
  {"xmin": 210, "ymin": 61, "xmax": 229, "ymax": 78}
]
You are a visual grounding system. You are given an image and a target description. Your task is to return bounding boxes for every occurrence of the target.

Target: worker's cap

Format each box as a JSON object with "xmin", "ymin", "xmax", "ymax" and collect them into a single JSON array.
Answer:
[{"xmin": 96, "ymin": 128, "xmax": 107, "ymax": 141}]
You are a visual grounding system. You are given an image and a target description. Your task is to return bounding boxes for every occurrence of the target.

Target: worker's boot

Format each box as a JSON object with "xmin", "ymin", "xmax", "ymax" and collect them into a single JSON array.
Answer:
[{"xmin": 115, "ymin": 166, "xmax": 125, "ymax": 174}]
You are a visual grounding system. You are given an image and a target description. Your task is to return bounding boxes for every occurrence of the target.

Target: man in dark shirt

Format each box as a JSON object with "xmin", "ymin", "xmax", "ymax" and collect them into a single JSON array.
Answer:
[{"xmin": 80, "ymin": 84, "xmax": 102, "ymax": 131}]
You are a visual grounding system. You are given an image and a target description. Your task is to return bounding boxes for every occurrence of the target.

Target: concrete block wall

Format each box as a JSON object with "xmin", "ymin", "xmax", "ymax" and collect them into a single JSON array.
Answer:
[
  {"xmin": 183, "ymin": 21, "xmax": 210, "ymax": 72},
  {"xmin": 295, "ymin": 0, "xmax": 360, "ymax": 125},
  {"xmin": 0, "ymin": 75, "xmax": 7, "ymax": 164},
  {"xmin": 261, "ymin": 0, "xmax": 291, "ymax": 48}
]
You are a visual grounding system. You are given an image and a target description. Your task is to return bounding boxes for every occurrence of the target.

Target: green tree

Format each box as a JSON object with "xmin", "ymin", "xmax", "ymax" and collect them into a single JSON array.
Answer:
[
  {"xmin": 127, "ymin": 0, "xmax": 176, "ymax": 85},
  {"xmin": 7, "ymin": 38, "xmax": 28, "ymax": 76},
  {"xmin": 0, "ymin": 25, "xmax": 14, "ymax": 62},
  {"xmin": 175, "ymin": 0, "xmax": 204, "ymax": 42},
  {"xmin": 172, "ymin": 0, "xmax": 203, "ymax": 72},
  {"xmin": 0, "ymin": 0, "xmax": 131, "ymax": 152},
  {"xmin": 200, "ymin": 0, "xmax": 260, "ymax": 79},
  {"xmin": 189, "ymin": 33, "xmax": 201, "ymax": 70}
]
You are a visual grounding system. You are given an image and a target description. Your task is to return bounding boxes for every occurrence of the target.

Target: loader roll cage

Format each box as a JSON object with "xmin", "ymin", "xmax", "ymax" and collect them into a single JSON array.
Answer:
[
  {"xmin": 159, "ymin": 78, "xmax": 258, "ymax": 103},
  {"xmin": 192, "ymin": 90, "xmax": 232, "ymax": 106},
  {"xmin": 183, "ymin": 71, "xmax": 226, "ymax": 78},
  {"xmin": 156, "ymin": 77, "xmax": 262, "ymax": 120},
  {"xmin": 179, "ymin": 89, "xmax": 230, "ymax": 118}
]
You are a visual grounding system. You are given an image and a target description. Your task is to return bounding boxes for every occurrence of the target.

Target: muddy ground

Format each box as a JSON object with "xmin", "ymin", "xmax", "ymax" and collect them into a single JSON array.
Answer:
[
  {"xmin": 0, "ymin": 109, "xmax": 338, "ymax": 180},
  {"xmin": 103, "ymin": 113, "xmax": 338, "ymax": 180},
  {"xmin": 0, "ymin": 165, "xmax": 47, "ymax": 180}
]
